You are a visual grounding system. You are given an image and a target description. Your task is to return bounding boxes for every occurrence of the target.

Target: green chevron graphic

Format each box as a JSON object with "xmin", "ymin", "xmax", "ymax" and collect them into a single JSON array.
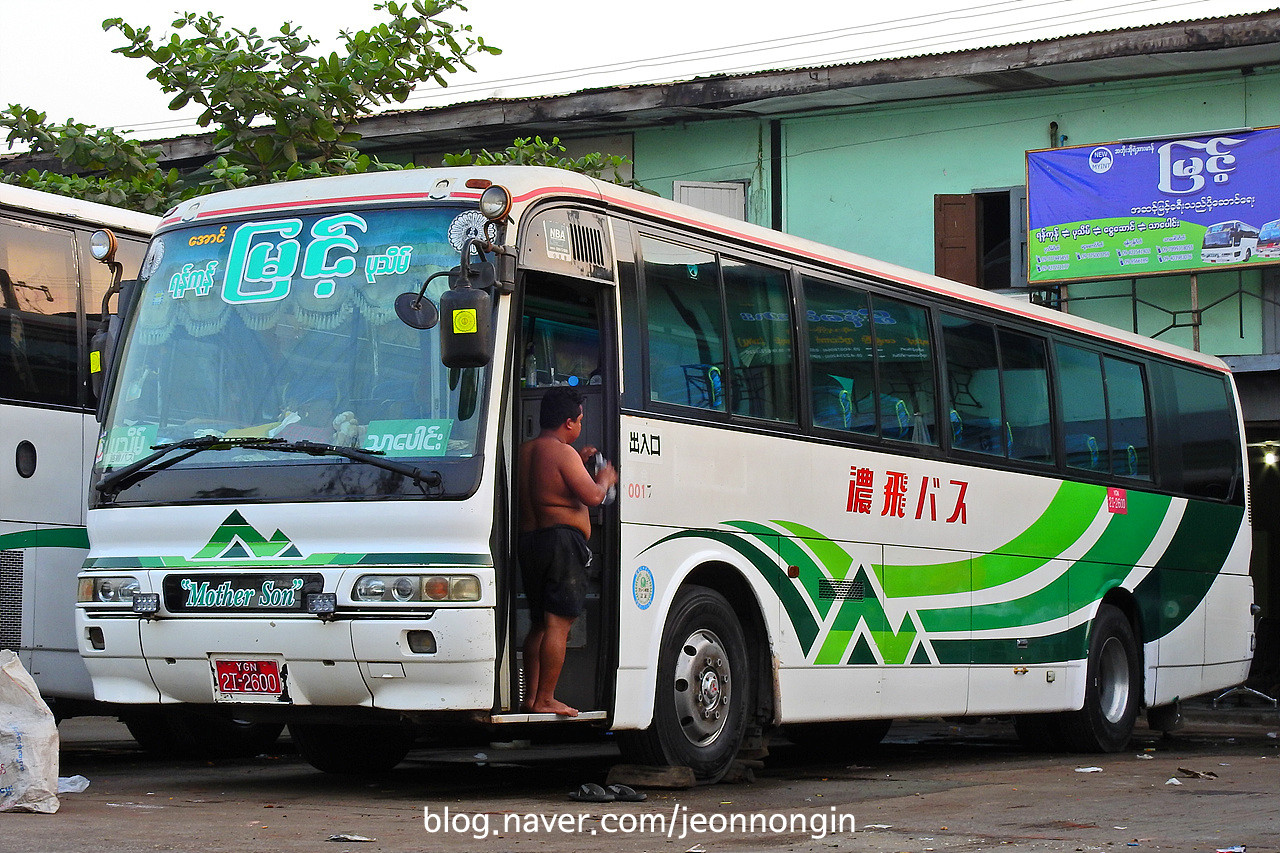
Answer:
[
  {"xmin": 647, "ymin": 480, "xmax": 1242, "ymax": 667},
  {"xmin": 82, "ymin": 510, "xmax": 493, "ymax": 569},
  {"xmin": 193, "ymin": 510, "xmax": 300, "ymax": 560}
]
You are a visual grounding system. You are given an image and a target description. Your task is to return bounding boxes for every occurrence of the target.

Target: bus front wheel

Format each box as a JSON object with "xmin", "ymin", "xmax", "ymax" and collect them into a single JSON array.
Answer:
[
  {"xmin": 1059, "ymin": 604, "xmax": 1140, "ymax": 752},
  {"xmin": 619, "ymin": 585, "xmax": 750, "ymax": 782},
  {"xmin": 289, "ymin": 722, "xmax": 413, "ymax": 775}
]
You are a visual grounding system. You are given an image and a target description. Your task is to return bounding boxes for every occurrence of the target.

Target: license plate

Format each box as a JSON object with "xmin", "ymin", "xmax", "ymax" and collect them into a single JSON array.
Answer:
[{"xmin": 214, "ymin": 659, "xmax": 282, "ymax": 697}]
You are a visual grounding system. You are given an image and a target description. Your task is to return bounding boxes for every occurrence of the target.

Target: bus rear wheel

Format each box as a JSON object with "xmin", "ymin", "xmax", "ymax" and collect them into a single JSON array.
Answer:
[
  {"xmin": 1059, "ymin": 604, "xmax": 1140, "ymax": 752},
  {"xmin": 289, "ymin": 722, "xmax": 413, "ymax": 775},
  {"xmin": 619, "ymin": 585, "xmax": 750, "ymax": 782}
]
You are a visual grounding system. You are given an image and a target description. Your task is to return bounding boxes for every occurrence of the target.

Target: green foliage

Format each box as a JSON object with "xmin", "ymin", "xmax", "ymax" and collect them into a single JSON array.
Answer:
[
  {"xmin": 1, "ymin": 1, "xmax": 497, "ymax": 210},
  {"xmin": 442, "ymin": 136, "xmax": 644, "ymax": 189},
  {"xmin": 1, "ymin": 5, "xmax": 644, "ymax": 213}
]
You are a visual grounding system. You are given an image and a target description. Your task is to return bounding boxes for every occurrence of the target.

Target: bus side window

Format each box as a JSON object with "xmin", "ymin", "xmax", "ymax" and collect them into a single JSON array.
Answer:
[
  {"xmin": 999, "ymin": 329, "xmax": 1053, "ymax": 465},
  {"xmin": 1102, "ymin": 356, "xmax": 1150, "ymax": 480},
  {"xmin": 942, "ymin": 315, "xmax": 1002, "ymax": 456},
  {"xmin": 723, "ymin": 259, "xmax": 795, "ymax": 422},
  {"xmin": 1056, "ymin": 343, "xmax": 1108, "ymax": 473},
  {"xmin": 0, "ymin": 220, "xmax": 78, "ymax": 407},
  {"xmin": 1168, "ymin": 366, "xmax": 1240, "ymax": 500},
  {"xmin": 640, "ymin": 237, "xmax": 725, "ymax": 412},
  {"xmin": 871, "ymin": 295, "xmax": 937, "ymax": 445},
  {"xmin": 803, "ymin": 277, "xmax": 876, "ymax": 436}
]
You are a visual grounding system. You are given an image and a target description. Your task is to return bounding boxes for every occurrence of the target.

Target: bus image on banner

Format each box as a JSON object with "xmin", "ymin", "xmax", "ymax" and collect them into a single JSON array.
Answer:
[
  {"xmin": 78, "ymin": 167, "xmax": 1255, "ymax": 781},
  {"xmin": 1256, "ymin": 219, "xmax": 1280, "ymax": 259},
  {"xmin": 1200, "ymin": 220, "xmax": 1260, "ymax": 264}
]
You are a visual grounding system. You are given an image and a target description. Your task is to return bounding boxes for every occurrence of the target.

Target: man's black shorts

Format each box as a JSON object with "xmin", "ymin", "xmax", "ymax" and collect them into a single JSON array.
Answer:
[{"xmin": 518, "ymin": 525, "xmax": 592, "ymax": 620}]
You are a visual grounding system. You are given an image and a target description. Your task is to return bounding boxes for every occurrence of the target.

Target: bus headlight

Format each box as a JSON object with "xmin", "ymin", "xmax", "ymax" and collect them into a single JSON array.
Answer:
[
  {"xmin": 79, "ymin": 576, "xmax": 141, "ymax": 603},
  {"xmin": 351, "ymin": 574, "xmax": 482, "ymax": 603}
]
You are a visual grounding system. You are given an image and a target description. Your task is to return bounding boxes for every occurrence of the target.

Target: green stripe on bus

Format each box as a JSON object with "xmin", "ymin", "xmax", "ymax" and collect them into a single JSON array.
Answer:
[
  {"xmin": 920, "ymin": 490, "xmax": 1173, "ymax": 634},
  {"xmin": 727, "ymin": 521, "xmax": 836, "ymax": 620},
  {"xmin": 911, "ymin": 480, "xmax": 1104, "ymax": 596},
  {"xmin": 646, "ymin": 528, "xmax": 820, "ymax": 654},
  {"xmin": 1135, "ymin": 499, "xmax": 1245, "ymax": 641},
  {"xmin": 0, "ymin": 527, "xmax": 90, "ymax": 551},
  {"xmin": 933, "ymin": 622, "xmax": 1090, "ymax": 665}
]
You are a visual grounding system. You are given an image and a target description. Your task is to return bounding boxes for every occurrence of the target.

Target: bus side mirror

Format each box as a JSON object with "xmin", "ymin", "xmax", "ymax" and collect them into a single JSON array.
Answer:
[
  {"xmin": 89, "ymin": 279, "xmax": 138, "ymax": 409},
  {"xmin": 88, "ymin": 229, "xmax": 126, "ymax": 408},
  {"xmin": 440, "ymin": 285, "xmax": 493, "ymax": 369}
]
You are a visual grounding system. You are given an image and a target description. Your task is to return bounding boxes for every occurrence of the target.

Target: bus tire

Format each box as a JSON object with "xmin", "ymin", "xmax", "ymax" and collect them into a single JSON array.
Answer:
[
  {"xmin": 289, "ymin": 722, "xmax": 413, "ymax": 775},
  {"xmin": 1059, "ymin": 604, "xmax": 1140, "ymax": 753},
  {"xmin": 122, "ymin": 707, "xmax": 284, "ymax": 759},
  {"xmin": 619, "ymin": 585, "xmax": 750, "ymax": 782}
]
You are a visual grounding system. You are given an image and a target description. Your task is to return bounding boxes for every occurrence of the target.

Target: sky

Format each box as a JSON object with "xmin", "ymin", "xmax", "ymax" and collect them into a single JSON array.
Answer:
[{"xmin": 2, "ymin": 0, "xmax": 1278, "ymax": 149}]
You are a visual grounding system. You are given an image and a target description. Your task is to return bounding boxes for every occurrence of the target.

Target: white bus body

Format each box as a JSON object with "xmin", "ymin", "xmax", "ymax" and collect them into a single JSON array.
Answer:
[
  {"xmin": 0, "ymin": 184, "xmax": 154, "ymax": 714},
  {"xmin": 78, "ymin": 168, "xmax": 1254, "ymax": 779}
]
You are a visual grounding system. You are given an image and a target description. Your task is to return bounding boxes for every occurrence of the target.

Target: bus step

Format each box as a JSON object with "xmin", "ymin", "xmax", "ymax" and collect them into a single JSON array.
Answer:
[{"xmin": 491, "ymin": 710, "xmax": 608, "ymax": 723}]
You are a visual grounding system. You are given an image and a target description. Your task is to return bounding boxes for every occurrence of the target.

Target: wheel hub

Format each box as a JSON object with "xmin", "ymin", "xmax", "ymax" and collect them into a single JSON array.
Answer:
[{"xmin": 673, "ymin": 629, "xmax": 731, "ymax": 746}]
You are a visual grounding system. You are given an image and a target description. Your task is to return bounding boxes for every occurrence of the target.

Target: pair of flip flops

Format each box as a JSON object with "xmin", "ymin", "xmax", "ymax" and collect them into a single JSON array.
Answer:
[{"xmin": 569, "ymin": 782, "xmax": 647, "ymax": 802}]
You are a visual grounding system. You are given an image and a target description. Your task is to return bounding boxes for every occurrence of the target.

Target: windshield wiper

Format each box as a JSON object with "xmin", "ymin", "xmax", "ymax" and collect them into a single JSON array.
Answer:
[
  {"xmin": 95, "ymin": 435, "xmax": 442, "ymax": 499},
  {"xmin": 245, "ymin": 439, "xmax": 443, "ymax": 494},
  {"xmin": 95, "ymin": 436, "xmax": 285, "ymax": 498}
]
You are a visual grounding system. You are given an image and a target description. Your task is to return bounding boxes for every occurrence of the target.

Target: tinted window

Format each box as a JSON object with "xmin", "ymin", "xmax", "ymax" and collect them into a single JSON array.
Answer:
[
  {"xmin": 0, "ymin": 219, "xmax": 78, "ymax": 406},
  {"xmin": 874, "ymin": 295, "xmax": 936, "ymax": 445},
  {"xmin": 641, "ymin": 237, "xmax": 724, "ymax": 410},
  {"xmin": 1171, "ymin": 367, "xmax": 1239, "ymax": 499},
  {"xmin": 942, "ymin": 318, "xmax": 1052, "ymax": 465},
  {"xmin": 1056, "ymin": 344, "xmax": 1108, "ymax": 473},
  {"xmin": 943, "ymin": 316, "xmax": 1002, "ymax": 456},
  {"xmin": 1000, "ymin": 330, "xmax": 1053, "ymax": 465},
  {"xmin": 1104, "ymin": 356, "xmax": 1150, "ymax": 479},
  {"xmin": 724, "ymin": 259, "xmax": 795, "ymax": 422},
  {"xmin": 804, "ymin": 277, "xmax": 875, "ymax": 436},
  {"xmin": 1055, "ymin": 343, "xmax": 1150, "ymax": 479}
]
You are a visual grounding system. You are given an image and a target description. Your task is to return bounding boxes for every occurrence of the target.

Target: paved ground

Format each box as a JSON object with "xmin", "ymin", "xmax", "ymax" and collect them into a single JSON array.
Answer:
[{"xmin": 5, "ymin": 709, "xmax": 1279, "ymax": 853}]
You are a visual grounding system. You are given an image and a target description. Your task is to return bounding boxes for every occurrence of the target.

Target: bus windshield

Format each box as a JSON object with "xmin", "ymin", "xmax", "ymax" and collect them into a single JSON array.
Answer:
[
  {"xmin": 1261, "ymin": 221, "xmax": 1280, "ymax": 242},
  {"xmin": 1202, "ymin": 229, "xmax": 1236, "ymax": 247},
  {"xmin": 95, "ymin": 205, "xmax": 487, "ymax": 494}
]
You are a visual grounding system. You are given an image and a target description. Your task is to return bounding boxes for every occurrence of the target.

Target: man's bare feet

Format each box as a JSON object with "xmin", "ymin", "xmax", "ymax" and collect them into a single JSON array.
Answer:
[{"xmin": 528, "ymin": 698, "xmax": 579, "ymax": 717}]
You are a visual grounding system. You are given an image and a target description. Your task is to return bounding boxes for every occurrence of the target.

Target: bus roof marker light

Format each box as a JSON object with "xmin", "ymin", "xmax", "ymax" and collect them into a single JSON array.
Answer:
[
  {"xmin": 89, "ymin": 229, "xmax": 118, "ymax": 262},
  {"xmin": 478, "ymin": 185, "xmax": 512, "ymax": 221}
]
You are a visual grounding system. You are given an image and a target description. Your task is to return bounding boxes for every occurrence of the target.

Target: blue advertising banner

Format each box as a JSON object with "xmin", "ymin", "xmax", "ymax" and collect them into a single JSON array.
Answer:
[{"xmin": 1027, "ymin": 128, "xmax": 1280, "ymax": 283}]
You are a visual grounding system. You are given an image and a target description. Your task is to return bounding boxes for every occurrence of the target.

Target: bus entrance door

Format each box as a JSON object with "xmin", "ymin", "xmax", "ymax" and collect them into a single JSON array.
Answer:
[{"xmin": 506, "ymin": 274, "xmax": 617, "ymax": 720}]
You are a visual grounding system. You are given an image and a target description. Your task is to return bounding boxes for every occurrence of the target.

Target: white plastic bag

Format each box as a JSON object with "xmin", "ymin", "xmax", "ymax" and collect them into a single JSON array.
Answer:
[{"xmin": 0, "ymin": 649, "xmax": 59, "ymax": 813}]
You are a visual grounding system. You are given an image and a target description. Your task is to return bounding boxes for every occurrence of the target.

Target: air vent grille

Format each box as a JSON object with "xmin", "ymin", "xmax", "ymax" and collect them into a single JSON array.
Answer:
[
  {"xmin": 0, "ymin": 550, "xmax": 23, "ymax": 651},
  {"xmin": 818, "ymin": 577, "xmax": 864, "ymax": 601},
  {"xmin": 569, "ymin": 223, "xmax": 606, "ymax": 268}
]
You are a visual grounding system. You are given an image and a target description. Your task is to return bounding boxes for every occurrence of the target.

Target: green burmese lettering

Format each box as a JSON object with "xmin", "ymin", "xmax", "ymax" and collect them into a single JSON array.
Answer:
[{"xmin": 223, "ymin": 219, "xmax": 303, "ymax": 304}]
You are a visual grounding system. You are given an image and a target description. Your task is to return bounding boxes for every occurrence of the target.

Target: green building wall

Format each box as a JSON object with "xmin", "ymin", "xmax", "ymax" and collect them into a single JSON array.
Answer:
[{"xmin": 633, "ymin": 67, "xmax": 1280, "ymax": 357}]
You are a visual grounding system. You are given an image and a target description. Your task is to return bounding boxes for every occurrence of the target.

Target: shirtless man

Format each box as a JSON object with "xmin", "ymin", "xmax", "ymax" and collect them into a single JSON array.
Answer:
[{"xmin": 518, "ymin": 387, "xmax": 617, "ymax": 717}]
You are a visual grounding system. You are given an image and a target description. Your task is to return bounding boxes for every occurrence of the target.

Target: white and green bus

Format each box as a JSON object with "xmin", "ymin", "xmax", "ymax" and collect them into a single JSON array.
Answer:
[
  {"xmin": 0, "ymin": 184, "xmax": 152, "ymax": 714},
  {"xmin": 78, "ymin": 167, "xmax": 1254, "ymax": 780}
]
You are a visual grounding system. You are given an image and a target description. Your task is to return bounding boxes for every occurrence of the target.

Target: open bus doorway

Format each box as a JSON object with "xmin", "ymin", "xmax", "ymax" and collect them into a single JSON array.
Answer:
[{"xmin": 505, "ymin": 271, "xmax": 619, "ymax": 722}]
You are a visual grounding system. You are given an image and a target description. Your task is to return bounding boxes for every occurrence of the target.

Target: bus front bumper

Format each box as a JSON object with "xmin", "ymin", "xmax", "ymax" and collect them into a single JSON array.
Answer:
[{"xmin": 80, "ymin": 609, "xmax": 495, "ymax": 711}]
